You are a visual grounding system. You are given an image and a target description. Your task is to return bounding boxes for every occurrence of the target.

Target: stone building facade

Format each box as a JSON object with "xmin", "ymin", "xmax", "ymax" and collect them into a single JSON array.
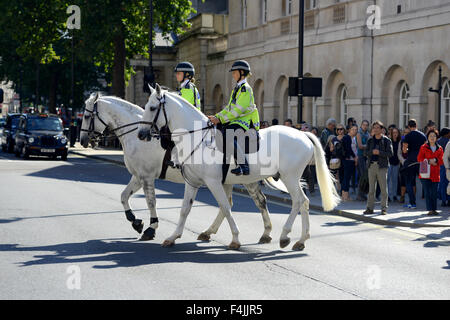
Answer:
[{"xmin": 202, "ymin": 0, "xmax": 450, "ymax": 129}]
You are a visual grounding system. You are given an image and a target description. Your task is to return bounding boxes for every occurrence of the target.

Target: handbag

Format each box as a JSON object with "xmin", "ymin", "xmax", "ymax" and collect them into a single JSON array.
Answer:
[
  {"xmin": 330, "ymin": 158, "xmax": 341, "ymax": 170},
  {"xmin": 419, "ymin": 160, "xmax": 430, "ymax": 179}
]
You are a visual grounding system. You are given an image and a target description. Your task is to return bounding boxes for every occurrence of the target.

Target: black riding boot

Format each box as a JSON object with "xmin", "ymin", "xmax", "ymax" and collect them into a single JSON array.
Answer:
[{"xmin": 231, "ymin": 140, "xmax": 249, "ymax": 176}]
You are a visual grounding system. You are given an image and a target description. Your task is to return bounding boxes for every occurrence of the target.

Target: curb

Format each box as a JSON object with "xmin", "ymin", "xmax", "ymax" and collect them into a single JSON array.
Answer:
[{"xmin": 70, "ymin": 149, "xmax": 449, "ymax": 229}]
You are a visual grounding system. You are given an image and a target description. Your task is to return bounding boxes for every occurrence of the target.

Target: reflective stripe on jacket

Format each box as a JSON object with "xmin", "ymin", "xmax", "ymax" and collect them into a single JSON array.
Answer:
[{"xmin": 215, "ymin": 82, "xmax": 260, "ymax": 131}]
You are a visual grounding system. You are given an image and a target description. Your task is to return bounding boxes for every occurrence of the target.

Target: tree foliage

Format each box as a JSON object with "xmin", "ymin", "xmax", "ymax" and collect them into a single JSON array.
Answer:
[{"xmin": 0, "ymin": 0, "xmax": 195, "ymax": 111}]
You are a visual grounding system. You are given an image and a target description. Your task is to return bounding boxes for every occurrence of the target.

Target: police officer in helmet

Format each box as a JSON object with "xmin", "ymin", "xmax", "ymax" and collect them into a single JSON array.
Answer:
[
  {"xmin": 174, "ymin": 62, "xmax": 201, "ymax": 110},
  {"xmin": 208, "ymin": 60, "xmax": 260, "ymax": 176}
]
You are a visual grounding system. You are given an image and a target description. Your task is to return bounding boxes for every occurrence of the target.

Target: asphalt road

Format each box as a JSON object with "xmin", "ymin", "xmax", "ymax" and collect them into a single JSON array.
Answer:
[{"xmin": 0, "ymin": 151, "xmax": 449, "ymax": 300}]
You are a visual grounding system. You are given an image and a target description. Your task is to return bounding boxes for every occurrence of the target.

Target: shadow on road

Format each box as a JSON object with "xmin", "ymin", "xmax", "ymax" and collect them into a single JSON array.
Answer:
[{"xmin": 0, "ymin": 239, "xmax": 307, "ymax": 269}]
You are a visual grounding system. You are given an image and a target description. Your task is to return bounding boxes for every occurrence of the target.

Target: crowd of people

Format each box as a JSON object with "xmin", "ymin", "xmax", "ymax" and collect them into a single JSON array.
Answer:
[{"xmin": 267, "ymin": 117, "xmax": 450, "ymax": 216}]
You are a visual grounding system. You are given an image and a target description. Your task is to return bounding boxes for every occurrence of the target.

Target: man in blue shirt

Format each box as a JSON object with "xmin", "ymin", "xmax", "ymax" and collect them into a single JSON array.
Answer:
[{"xmin": 403, "ymin": 119, "xmax": 427, "ymax": 208}]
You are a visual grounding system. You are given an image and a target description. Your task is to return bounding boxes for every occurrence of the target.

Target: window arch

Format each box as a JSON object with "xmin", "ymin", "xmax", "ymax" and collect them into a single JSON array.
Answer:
[
  {"xmin": 442, "ymin": 79, "xmax": 450, "ymax": 128},
  {"xmin": 399, "ymin": 82, "xmax": 410, "ymax": 129},
  {"xmin": 339, "ymin": 85, "xmax": 348, "ymax": 125}
]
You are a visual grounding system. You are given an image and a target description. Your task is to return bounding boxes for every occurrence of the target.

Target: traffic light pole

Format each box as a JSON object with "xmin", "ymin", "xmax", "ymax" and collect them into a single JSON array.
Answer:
[
  {"xmin": 429, "ymin": 66, "xmax": 443, "ymax": 129},
  {"xmin": 298, "ymin": 0, "xmax": 305, "ymax": 125}
]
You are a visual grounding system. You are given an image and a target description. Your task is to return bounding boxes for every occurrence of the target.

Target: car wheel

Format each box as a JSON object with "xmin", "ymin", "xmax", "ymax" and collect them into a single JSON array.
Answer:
[
  {"xmin": 1, "ymin": 144, "xmax": 6, "ymax": 152},
  {"xmin": 14, "ymin": 145, "xmax": 20, "ymax": 157},
  {"xmin": 61, "ymin": 151, "xmax": 68, "ymax": 161}
]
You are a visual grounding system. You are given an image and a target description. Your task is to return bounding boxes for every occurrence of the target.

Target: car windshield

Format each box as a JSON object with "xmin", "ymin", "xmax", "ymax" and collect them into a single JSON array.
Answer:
[
  {"xmin": 11, "ymin": 118, "xmax": 20, "ymax": 129},
  {"xmin": 27, "ymin": 118, "xmax": 62, "ymax": 131}
]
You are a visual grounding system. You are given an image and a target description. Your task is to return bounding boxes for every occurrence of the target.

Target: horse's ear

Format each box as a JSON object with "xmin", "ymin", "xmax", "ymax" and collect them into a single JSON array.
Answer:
[
  {"xmin": 148, "ymin": 84, "xmax": 155, "ymax": 96},
  {"xmin": 156, "ymin": 83, "xmax": 161, "ymax": 98},
  {"xmin": 93, "ymin": 92, "xmax": 99, "ymax": 101}
]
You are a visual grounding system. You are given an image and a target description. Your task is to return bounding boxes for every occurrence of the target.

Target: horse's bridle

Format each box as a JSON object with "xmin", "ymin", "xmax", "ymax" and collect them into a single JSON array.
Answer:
[
  {"xmin": 146, "ymin": 94, "xmax": 214, "ymax": 140},
  {"xmin": 81, "ymin": 97, "xmax": 153, "ymax": 141}
]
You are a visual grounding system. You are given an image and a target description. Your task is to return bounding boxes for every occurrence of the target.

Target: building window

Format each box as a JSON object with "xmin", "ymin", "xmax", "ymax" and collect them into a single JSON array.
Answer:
[
  {"xmin": 333, "ymin": 4, "xmax": 346, "ymax": 24},
  {"xmin": 340, "ymin": 86, "xmax": 348, "ymax": 125},
  {"xmin": 442, "ymin": 79, "xmax": 450, "ymax": 128},
  {"xmin": 262, "ymin": 0, "xmax": 267, "ymax": 24},
  {"xmin": 399, "ymin": 82, "xmax": 410, "ymax": 129},
  {"xmin": 242, "ymin": 0, "xmax": 247, "ymax": 29},
  {"xmin": 305, "ymin": 0, "xmax": 317, "ymax": 11},
  {"xmin": 282, "ymin": 0, "xmax": 292, "ymax": 16}
]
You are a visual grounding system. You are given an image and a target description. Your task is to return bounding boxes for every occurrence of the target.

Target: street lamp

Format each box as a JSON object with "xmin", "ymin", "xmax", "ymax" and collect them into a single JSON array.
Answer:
[
  {"xmin": 297, "ymin": 0, "xmax": 305, "ymax": 124},
  {"xmin": 429, "ymin": 66, "xmax": 443, "ymax": 130},
  {"xmin": 144, "ymin": 0, "xmax": 155, "ymax": 92}
]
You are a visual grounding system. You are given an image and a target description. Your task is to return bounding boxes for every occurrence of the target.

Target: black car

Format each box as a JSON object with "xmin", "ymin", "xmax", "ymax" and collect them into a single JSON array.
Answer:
[
  {"xmin": 1, "ymin": 113, "xmax": 21, "ymax": 153},
  {"xmin": 14, "ymin": 113, "xmax": 68, "ymax": 160}
]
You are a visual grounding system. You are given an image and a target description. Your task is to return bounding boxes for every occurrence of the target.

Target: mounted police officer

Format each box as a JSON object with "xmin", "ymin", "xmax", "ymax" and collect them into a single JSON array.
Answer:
[
  {"xmin": 208, "ymin": 60, "xmax": 260, "ymax": 176},
  {"xmin": 174, "ymin": 61, "xmax": 201, "ymax": 110}
]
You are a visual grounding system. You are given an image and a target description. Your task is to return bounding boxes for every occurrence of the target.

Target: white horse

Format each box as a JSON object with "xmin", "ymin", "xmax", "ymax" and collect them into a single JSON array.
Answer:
[
  {"xmin": 79, "ymin": 93, "xmax": 274, "ymax": 243},
  {"xmin": 138, "ymin": 84, "xmax": 340, "ymax": 251}
]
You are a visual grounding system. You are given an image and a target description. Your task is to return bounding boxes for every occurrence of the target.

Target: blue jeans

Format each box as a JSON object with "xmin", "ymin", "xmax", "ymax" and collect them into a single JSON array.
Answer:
[
  {"xmin": 420, "ymin": 179, "xmax": 439, "ymax": 211},
  {"xmin": 342, "ymin": 159, "xmax": 356, "ymax": 192},
  {"xmin": 438, "ymin": 165, "xmax": 450, "ymax": 202},
  {"xmin": 406, "ymin": 163, "xmax": 419, "ymax": 205},
  {"xmin": 388, "ymin": 164, "xmax": 400, "ymax": 200}
]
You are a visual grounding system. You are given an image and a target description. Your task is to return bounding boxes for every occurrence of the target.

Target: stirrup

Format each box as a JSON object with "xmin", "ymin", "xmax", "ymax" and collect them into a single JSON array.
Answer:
[{"xmin": 167, "ymin": 160, "xmax": 180, "ymax": 169}]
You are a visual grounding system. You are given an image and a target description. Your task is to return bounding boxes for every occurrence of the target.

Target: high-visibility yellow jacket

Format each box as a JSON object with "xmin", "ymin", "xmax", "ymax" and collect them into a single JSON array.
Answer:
[
  {"xmin": 215, "ymin": 81, "xmax": 260, "ymax": 131},
  {"xmin": 179, "ymin": 81, "xmax": 201, "ymax": 110}
]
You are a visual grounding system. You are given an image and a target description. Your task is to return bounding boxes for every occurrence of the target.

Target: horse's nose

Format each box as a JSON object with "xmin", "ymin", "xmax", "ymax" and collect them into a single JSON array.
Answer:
[{"xmin": 138, "ymin": 129, "xmax": 150, "ymax": 141}]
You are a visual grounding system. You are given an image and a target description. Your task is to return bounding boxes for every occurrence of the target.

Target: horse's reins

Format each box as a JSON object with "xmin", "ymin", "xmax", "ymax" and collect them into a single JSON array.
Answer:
[{"xmin": 81, "ymin": 98, "xmax": 153, "ymax": 142}]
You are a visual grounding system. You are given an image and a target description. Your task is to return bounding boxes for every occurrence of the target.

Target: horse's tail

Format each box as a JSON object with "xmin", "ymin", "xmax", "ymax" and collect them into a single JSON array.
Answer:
[{"xmin": 303, "ymin": 132, "xmax": 340, "ymax": 211}]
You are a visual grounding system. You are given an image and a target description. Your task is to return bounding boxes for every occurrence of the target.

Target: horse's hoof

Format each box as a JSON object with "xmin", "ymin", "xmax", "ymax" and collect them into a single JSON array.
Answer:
[
  {"xmin": 197, "ymin": 232, "xmax": 211, "ymax": 241},
  {"xmin": 258, "ymin": 235, "xmax": 272, "ymax": 244},
  {"xmin": 280, "ymin": 238, "xmax": 290, "ymax": 248},
  {"xmin": 162, "ymin": 239, "xmax": 175, "ymax": 247},
  {"xmin": 139, "ymin": 227, "xmax": 155, "ymax": 241},
  {"xmin": 292, "ymin": 242, "xmax": 305, "ymax": 251},
  {"xmin": 228, "ymin": 242, "xmax": 241, "ymax": 250},
  {"xmin": 132, "ymin": 219, "xmax": 144, "ymax": 234}
]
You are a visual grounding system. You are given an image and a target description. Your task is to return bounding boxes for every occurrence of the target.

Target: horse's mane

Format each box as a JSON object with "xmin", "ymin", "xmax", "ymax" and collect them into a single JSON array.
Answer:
[
  {"xmin": 100, "ymin": 96, "xmax": 144, "ymax": 115},
  {"xmin": 165, "ymin": 90, "xmax": 208, "ymax": 120},
  {"xmin": 85, "ymin": 92, "xmax": 143, "ymax": 116}
]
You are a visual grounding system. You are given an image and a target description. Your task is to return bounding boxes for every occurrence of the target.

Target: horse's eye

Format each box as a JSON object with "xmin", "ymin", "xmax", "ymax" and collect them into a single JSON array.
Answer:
[
  {"xmin": 84, "ymin": 115, "xmax": 90, "ymax": 119},
  {"xmin": 150, "ymin": 107, "xmax": 157, "ymax": 111}
]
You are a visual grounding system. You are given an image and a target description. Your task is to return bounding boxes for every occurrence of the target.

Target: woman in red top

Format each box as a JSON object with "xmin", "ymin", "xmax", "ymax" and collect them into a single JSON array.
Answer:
[{"xmin": 417, "ymin": 129, "xmax": 444, "ymax": 215}]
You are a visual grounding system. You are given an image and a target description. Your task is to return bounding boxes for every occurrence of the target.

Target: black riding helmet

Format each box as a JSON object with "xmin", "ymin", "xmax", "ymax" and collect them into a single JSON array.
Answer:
[
  {"xmin": 174, "ymin": 61, "xmax": 195, "ymax": 79},
  {"xmin": 229, "ymin": 60, "xmax": 251, "ymax": 77}
]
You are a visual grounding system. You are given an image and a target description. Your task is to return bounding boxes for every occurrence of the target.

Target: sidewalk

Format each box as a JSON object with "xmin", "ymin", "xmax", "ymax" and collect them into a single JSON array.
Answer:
[{"xmin": 69, "ymin": 143, "xmax": 450, "ymax": 229}]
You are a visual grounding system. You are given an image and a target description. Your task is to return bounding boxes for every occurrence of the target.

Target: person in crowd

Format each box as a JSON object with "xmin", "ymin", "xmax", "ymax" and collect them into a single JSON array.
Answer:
[
  {"xmin": 272, "ymin": 118, "xmax": 279, "ymax": 126},
  {"xmin": 346, "ymin": 117, "xmax": 357, "ymax": 130},
  {"xmin": 356, "ymin": 120, "xmax": 370, "ymax": 201},
  {"xmin": 424, "ymin": 120, "xmax": 437, "ymax": 135},
  {"xmin": 417, "ymin": 129, "xmax": 444, "ymax": 215},
  {"xmin": 301, "ymin": 122, "xmax": 311, "ymax": 132},
  {"xmin": 402, "ymin": 119, "xmax": 427, "ymax": 208},
  {"xmin": 437, "ymin": 127, "xmax": 450, "ymax": 206},
  {"xmin": 363, "ymin": 121, "xmax": 393, "ymax": 215},
  {"xmin": 398, "ymin": 135, "xmax": 413, "ymax": 203},
  {"xmin": 311, "ymin": 127, "xmax": 319, "ymax": 137},
  {"xmin": 284, "ymin": 119, "xmax": 293, "ymax": 127},
  {"xmin": 320, "ymin": 118, "xmax": 337, "ymax": 148},
  {"xmin": 444, "ymin": 140, "xmax": 450, "ymax": 197},
  {"xmin": 260, "ymin": 121, "xmax": 270, "ymax": 129},
  {"xmin": 341, "ymin": 124, "xmax": 358, "ymax": 201},
  {"xmin": 401, "ymin": 126, "xmax": 410, "ymax": 139},
  {"xmin": 388, "ymin": 127, "xmax": 402, "ymax": 202}
]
